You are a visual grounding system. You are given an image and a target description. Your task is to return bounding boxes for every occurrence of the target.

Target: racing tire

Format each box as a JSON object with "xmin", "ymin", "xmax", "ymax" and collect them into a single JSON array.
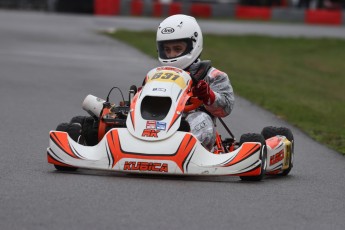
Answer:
[
  {"xmin": 239, "ymin": 133, "xmax": 267, "ymax": 182},
  {"xmin": 70, "ymin": 116, "xmax": 88, "ymax": 125},
  {"xmin": 70, "ymin": 116, "xmax": 98, "ymax": 146},
  {"xmin": 53, "ymin": 122, "xmax": 82, "ymax": 171},
  {"xmin": 261, "ymin": 126, "xmax": 294, "ymax": 176}
]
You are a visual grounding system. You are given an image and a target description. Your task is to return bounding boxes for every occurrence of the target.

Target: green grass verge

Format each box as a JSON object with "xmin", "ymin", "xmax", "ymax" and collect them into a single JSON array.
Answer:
[{"xmin": 107, "ymin": 30, "xmax": 345, "ymax": 154}]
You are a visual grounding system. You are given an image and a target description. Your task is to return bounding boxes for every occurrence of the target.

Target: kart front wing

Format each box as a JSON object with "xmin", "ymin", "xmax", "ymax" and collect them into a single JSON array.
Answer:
[{"xmin": 47, "ymin": 128, "xmax": 264, "ymax": 176}]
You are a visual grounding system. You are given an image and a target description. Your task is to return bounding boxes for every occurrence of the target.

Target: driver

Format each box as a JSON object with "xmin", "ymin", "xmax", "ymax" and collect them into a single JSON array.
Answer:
[
  {"xmin": 61, "ymin": 14, "xmax": 234, "ymax": 151},
  {"xmin": 153, "ymin": 14, "xmax": 235, "ymax": 150}
]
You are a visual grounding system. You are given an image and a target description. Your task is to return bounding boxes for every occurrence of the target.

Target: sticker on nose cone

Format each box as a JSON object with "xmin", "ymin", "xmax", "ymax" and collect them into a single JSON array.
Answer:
[
  {"xmin": 146, "ymin": 121, "xmax": 156, "ymax": 129},
  {"xmin": 153, "ymin": 88, "xmax": 166, "ymax": 92},
  {"xmin": 156, "ymin": 122, "xmax": 166, "ymax": 130}
]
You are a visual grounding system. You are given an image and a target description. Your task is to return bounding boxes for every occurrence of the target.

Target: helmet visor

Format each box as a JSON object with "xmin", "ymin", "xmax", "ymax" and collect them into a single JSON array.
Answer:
[{"xmin": 158, "ymin": 38, "xmax": 193, "ymax": 60}]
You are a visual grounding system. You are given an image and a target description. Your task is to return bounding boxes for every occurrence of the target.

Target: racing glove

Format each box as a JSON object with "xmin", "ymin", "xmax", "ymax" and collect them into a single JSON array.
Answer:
[{"xmin": 192, "ymin": 80, "xmax": 215, "ymax": 106}]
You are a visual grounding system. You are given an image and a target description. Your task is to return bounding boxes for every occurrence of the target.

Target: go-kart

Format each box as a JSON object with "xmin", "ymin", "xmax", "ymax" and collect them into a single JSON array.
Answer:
[{"xmin": 47, "ymin": 66, "xmax": 294, "ymax": 181}]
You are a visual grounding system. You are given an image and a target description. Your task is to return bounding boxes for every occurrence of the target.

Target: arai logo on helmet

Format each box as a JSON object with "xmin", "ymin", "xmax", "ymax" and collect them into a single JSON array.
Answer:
[{"xmin": 161, "ymin": 27, "xmax": 174, "ymax": 34}]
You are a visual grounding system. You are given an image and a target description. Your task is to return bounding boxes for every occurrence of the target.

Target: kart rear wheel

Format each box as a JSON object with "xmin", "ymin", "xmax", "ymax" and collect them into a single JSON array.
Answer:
[
  {"xmin": 261, "ymin": 126, "xmax": 294, "ymax": 176},
  {"xmin": 70, "ymin": 116, "xmax": 88, "ymax": 125},
  {"xmin": 53, "ymin": 122, "xmax": 81, "ymax": 171},
  {"xmin": 239, "ymin": 133, "xmax": 267, "ymax": 182}
]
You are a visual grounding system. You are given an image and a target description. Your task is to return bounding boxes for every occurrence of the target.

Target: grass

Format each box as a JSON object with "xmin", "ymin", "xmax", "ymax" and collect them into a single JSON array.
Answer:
[{"xmin": 107, "ymin": 30, "xmax": 345, "ymax": 154}]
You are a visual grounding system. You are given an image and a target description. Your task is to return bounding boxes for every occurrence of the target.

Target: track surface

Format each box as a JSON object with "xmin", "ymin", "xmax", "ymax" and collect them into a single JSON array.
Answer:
[{"xmin": 0, "ymin": 11, "xmax": 344, "ymax": 230}]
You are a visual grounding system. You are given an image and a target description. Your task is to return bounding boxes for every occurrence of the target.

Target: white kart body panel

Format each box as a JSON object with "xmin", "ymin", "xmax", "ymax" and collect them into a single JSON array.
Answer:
[
  {"xmin": 126, "ymin": 67, "xmax": 192, "ymax": 141},
  {"xmin": 47, "ymin": 128, "xmax": 263, "ymax": 176},
  {"xmin": 266, "ymin": 135, "xmax": 293, "ymax": 174}
]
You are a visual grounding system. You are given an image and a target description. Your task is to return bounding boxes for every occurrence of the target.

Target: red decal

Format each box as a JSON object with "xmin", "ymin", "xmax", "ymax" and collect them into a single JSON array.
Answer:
[
  {"xmin": 50, "ymin": 132, "xmax": 79, "ymax": 159},
  {"xmin": 156, "ymin": 66, "xmax": 183, "ymax": 73},
  {"xmin": 224, "ymin": 144, "xmax": 260, "ymax": 167},
  {"xmin": 146, "ymin": 121, "xmax": 156, "ymax": 129},
  {"xmin": 123, "ymin": 161, "xmax": 168, "ymax": 173},
  {"xmin": 142, "ymin": 129, "xmax": 160, "ymax": 138},
  {"xmin": 107, "ymin": 130, "xmax": 196, "ymax": 172},
  {"xmin": 270, "ymin": 150, "xmax": 284, "ymax": 165},
  {"xmin": 236, "ymin": 165, "xmax": 262, "ymax": 177},
  {"xmin": 47, "ymin": 153, "xmax": 72, "ymax": 167}
]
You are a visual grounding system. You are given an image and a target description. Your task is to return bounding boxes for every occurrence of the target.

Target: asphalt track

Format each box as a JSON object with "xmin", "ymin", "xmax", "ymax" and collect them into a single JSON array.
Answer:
[{"xmin": 0, "ymin": 11, "xmax": 344, "ymax": 230}]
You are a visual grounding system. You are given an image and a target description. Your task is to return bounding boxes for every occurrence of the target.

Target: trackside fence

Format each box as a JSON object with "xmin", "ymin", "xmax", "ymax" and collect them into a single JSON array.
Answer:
[
  {"xmin": 0, "ymin": 0, "xmax": 344, "ymax": 26},
  {"xmin": 94, "ymin": 0, "xmax": 345, "ymax": 26},
  {"xmin": 0, "ymin": 0, "xmax": 46, "ymax": 10}
]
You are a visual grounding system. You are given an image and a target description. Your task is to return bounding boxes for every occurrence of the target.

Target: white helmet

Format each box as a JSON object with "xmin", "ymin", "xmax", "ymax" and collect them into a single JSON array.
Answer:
[{"xmin": 156, "ymin": 14, "xmax": 203, "ymax": 70}]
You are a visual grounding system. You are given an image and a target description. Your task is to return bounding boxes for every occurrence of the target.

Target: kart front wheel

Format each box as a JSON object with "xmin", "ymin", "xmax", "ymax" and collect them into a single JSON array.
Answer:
[
  {"xmin": 261, "ymin": 126, "xmax": 294, "ymax": 176},
  {"xmin": 53, "ymin": 122, "xmax": 81, "ymax": 171},
  {"xmin": 239, "ymin": 133, "xmax": 267, "ymax": 182},
  {"xmin": 54, "ymin": 165, "xmax": 78, "ymax": 171}
]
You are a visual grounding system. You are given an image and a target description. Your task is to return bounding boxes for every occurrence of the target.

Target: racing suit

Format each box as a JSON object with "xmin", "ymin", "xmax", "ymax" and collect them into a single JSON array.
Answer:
[{"xmin": 185, "ymin": 60, "xmax": 235, "ymax": 150}]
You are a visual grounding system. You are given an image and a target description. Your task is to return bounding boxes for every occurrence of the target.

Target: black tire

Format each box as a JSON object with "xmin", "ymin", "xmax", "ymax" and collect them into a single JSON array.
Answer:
[
  {"xmin": 261, "ymin": 126, "xmax": 294, "ymax": 176},
  {"xmin": 56, "ymin": 122, "xmax": 82, "ymax": 143},
  {"xmin": 54, "ymin": 165, "xmax": 79, "ymax": 171},
  {"xmin": 70, "ymin": 116, "xmax": 98, "ymax": 146},
  {"xmin": 70, "ymin": 116, "xmax": 88, "ymax": 125},
  {"xmin": 239, "ymin": 133, "xmax": 267, "ymax": 181},
  {"xmin": 53, "ymin": 122, "xmax": 82, "ymax": 171}
]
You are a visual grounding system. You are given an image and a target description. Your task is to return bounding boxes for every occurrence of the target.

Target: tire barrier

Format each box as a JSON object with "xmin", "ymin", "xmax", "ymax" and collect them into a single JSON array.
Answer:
[
  {"xmin": 94, "ymin": 0, "xmax": 345, "ymax": 26},
  {"xmin": 305, "ymin": 9, "xmax": 342, "ymax": 25},
  {"xmin": 94, "ymin": 0, "xmax": 120, "ymax": 15},
  {"xmin": 190, "ymin": 4, "xmax": 212, "ymax": 19},
  {"xmin": 235, "ymin": 5, "xmax": 271, "ymax": 21},
  {"xmin": 0, "ymin": 0, "xmax": 47, "ymax": 10}
]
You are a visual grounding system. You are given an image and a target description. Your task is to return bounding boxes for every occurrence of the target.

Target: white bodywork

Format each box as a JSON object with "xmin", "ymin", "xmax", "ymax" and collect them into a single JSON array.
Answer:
[
  {"xmin": 47, "ymin": 67, "xmax": 291, "ymax": 176},
  {"xmin": 126, "ymin": 67, "xmax": 192, "ymax": 141},
  {"xmin": 265, "ymin": 135, "xmax": 293, "ymax": 174},
  {"xmin": 48, "ymin": 129, "xmax": 263, "ymax": 176}
]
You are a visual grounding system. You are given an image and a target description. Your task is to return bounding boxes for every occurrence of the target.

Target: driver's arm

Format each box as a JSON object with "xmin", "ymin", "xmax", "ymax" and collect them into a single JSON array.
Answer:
[{"xmin": 204, "ymin": 68, "xmax": 235, "ymax": 117}]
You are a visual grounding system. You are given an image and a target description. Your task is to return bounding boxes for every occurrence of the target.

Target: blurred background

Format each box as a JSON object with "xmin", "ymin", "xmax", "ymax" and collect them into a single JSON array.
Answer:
[{"xmin": 0, "ymin": 0, "xmax": 344, "ymax": 14}]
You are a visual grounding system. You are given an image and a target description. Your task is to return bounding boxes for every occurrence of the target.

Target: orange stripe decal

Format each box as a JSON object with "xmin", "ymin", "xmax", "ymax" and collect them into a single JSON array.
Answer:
[
  {"xmin": 47, "ymin": 153, "xmax": 73, "ymax": 167},
  {"xmin": 224, "ymin": 144, "xmax": 260, "ymax": 167},
  {"xmin": 130, "ymin": 111, "xmax": 135, "ymax": 130},
  {"xmin": 175, "ymin": 134, "xmax": 196, "ymax": 172},
  {"xmin": 107, "ymin": 130, "xmax": 122, "ymax": 168},
  {"xmin": 50, "ymin": 132, "xmax": 79, "ymax": 159},
  {"xmin": 266, "ymin": 136, "xmax": 281, "ymax": 149},
  {"xmin": 130, "ymin": 93, "xmax": 139, "ymax": 130},
  {"xmin": 168, "ymin": 90, "xmax": 189, "ymax": 131},
  {"xmin": 236, "ymin": 165, "xmax": 262, "ymax": 177},
  {"xmin": 106, "ymin": 130, "xmax": 196, "ymax": 172}
]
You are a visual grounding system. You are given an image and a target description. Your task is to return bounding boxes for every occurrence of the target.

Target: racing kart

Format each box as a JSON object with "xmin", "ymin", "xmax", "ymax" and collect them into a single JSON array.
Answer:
[{"xmin": 47, "ymin": 66, "xmax": 294, "ymax": 181}]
